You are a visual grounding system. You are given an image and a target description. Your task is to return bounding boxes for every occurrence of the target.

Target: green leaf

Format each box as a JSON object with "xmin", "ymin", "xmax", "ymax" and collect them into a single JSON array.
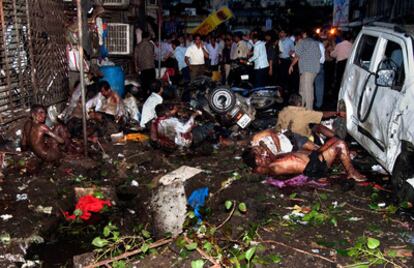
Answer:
[
  {"xmin": 225, "ymin": 200, "xmax": 233, "ymax": 210},
  {"xmin": 185, "ymin": 242, "xmax": 198, "ymax": 251},
  {"xmin": 336, "ymin": 249, "xmax": 350, "ymax": 256},
  {"xmin": 93, "ymin": 191, "xmax": 105, "ymax": 199},
  {"xmin": 191, "ymin": 259, "xmax": 205, "ymax": 268},
  {"xmin": 245, "ymin": 247, "xmax": 257, "ymax": 262},
  {"xmin": 238, "ymin": 202, "xmax": 247, "ymax": 213},
  {"xmin": 112, "ymin": 260, "xmax": 126, "ymax": 268},
  {"xmin": 73, "ymin": 209, "xmax": 83, "ymax": 216},
  {"xmin": 141, "ymin": 229, "xmax": 151, "ymax": 239},
  {"xmin": 187, "ymin": 211, "xmax": 196, "ymax": 219},
  {"xmin": 267, "ymin": 254, "xmax": 282, "ymax": 263},
  {"xmin": 92, "ymin": 237, "xmax": 109, "ymax": 248},
  {"xmin": 319, "ymin": 193, "xmax": 328, "ymax": 200},
  {"xmin": 103, "ymin": 226, "xmax": 111, "ymax": 237},
  {"xmin": 141, "ymin": 243, "xmax": 150, "ymax": 253},
  {"xmin": 203, "ymin": 242, "xmax": 213, "ymax": 252},
  {"xmin": 367, "ymin": 237, "xmax": 380, "ymax": 249},
  {"xmin": 289, "ymin": 193, "xmax": 297, "ymax": 199},
  {"xmin": 330, "ymin": 217, "xmax": 338, "ymax": 227}
]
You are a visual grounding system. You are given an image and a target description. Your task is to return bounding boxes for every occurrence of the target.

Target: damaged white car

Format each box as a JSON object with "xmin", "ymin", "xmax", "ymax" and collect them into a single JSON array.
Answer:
[{"xmin": 338, "ymin": 23, "xmax": 414, "ymax": 203}]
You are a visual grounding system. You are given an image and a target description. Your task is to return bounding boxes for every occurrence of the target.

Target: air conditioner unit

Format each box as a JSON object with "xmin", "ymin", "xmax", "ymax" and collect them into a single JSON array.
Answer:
[
  {"xmin": 105, "ymin": 23, "xmax": 132, "ymax": 55},
  {"xmin": 102, "ymin": 0, "xmax": 130, "ymax": 7}
]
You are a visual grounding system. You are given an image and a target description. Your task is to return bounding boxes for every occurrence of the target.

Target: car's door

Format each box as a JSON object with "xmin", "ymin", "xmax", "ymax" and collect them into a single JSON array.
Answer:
[
  {"xmin": 353, "ymin": 33, "xmax": 407, "ymax": 166},
  {"xmin": 346, "ymin": 32, "xmax": 387, "ymax": 163}
]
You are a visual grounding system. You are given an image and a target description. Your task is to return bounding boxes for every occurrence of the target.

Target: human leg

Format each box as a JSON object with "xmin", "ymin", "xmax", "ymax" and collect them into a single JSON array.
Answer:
[
  {"xmin": 314, "ymin": 64, "xmax": 325, "ymax": 109},
  {"xmin": 302, "ymin": 72, "xmax": 317, "ymax": 109},
  {"xmin": 319, "ymin": 138, "xmax": 366, "ymax": 181},
  {"xmin": 312, "ymin": 124, "xmax": 335, "ymax": 139}
]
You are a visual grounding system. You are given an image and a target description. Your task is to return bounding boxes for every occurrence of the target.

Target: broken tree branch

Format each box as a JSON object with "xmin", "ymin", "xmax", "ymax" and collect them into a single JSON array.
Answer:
[
  {"xmin": 184, "ymin": 236, "xmax": 221, "ymax": 267},
  {"xmin": 84, "ymin": 238, "xmax": 173, "ymax": 268},
  {"xmin": 216, "ymin": 201, "xmax": 236, "ymax": 229},
  {"xmin": 260, "ymin": 239, "xmax": 342, "ymax": 267}
]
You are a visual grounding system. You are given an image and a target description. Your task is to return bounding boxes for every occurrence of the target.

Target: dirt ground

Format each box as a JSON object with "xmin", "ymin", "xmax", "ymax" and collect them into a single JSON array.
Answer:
[{"xmin": 1, "ymin": 131, "xmax": 414, "ymax": 267}]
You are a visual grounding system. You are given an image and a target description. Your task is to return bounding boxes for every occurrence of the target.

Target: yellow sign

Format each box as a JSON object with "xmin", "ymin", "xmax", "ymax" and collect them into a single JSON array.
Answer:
[{"xmin": 191, "ymin": 7, "xmax": 234, "ymax": 35}]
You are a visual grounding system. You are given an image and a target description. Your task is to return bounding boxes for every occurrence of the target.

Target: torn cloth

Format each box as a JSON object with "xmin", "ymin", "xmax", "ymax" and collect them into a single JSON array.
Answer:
[{"xmin": 265, "ymin": 175, "xmax": 327, "ymax": 189}]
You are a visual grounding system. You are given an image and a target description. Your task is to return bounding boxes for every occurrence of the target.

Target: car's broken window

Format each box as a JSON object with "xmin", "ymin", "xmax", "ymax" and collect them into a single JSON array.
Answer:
[
  {"xmin": 383, "ymin": 40, "xmax": 405, "ymax": 90},
  {"xmin": 354, "ymin": 35, "xmax": 378, "ymax": 70}
]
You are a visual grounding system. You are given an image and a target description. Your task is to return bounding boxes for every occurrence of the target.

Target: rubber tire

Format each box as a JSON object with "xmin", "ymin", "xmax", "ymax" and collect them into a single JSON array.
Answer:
[
  {"xmin": 392, "ymin": 141, "xmax": 414, "ymax": 204},
  {"xmin": 208, "ymin": 87, "xmax": 236, "ymax": 114}
]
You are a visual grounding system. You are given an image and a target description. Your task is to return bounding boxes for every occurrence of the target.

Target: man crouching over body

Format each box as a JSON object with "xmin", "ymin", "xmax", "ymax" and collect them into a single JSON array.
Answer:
[
  {"xmin": 22, "ymin": 105, "xmax": 72, "ymax": 162},
  {"xmin": 244, "ymin": 132, "xmax": 366, "ymax": 182}
]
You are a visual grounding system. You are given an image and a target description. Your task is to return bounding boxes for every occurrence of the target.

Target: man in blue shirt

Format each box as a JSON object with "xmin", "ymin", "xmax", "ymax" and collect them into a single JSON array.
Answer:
[
  {"xmin": 249, "ymin": 32, "xmax": 269, "ymax": 88},
  {"xmin": 278, "ymin": 29, "xmax": 295, "ymax": 93}
]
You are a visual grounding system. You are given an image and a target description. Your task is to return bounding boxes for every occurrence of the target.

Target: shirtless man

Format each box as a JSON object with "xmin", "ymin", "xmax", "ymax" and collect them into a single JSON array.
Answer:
[
  {"xmin": 22, "ymin": 105, "xmax": 71, "ymax": 162},
  {"xmin": 243, "ymin": 137, "xmax": 366, "ymax": 181}
]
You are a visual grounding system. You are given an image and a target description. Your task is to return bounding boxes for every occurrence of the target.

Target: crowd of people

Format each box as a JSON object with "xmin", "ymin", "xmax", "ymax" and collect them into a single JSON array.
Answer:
[
  {"xmin": 134, "ymin": 27, "xmax": 354, "ymax": 110},
  {"xmin": 20, "ymin": 25, "xmax": 414, "ymax": 206}
]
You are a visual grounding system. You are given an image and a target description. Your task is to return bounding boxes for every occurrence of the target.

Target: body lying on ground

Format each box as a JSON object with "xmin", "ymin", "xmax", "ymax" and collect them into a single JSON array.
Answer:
[
  {"xmin": 244, "ymin": 129, "xmax": 366, "ymax": 181},
  {"xmin": 150, "ymin": 103, "xmax": 215, "ymax": 150}
]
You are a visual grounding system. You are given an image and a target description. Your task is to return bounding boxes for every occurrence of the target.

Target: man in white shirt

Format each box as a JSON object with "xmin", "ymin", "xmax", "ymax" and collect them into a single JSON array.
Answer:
[
  {"xmin": 185, "ymin": 34, "xmax": 209, "ymax": 81},
  {"xmin": 140, "ymin": 80, "xmax": 164, "ymax": 128},
  {"xmin": 151, "ymin": 103, "xmax": 214, "ymax": 149},
  {"xmin": 172, "ymin": 38, "xmax": 190, "ymax": 83},
  {"xmin": 314, "ymin": 39, "xmax": 326, "ymax": 109},
  {"xmin": 205, "ymin": 36, "xmax": 221, "ymax": 71},
  {"xmin": 234, "ymin": 33, "xmax": 249, "ymax": 59},
  {"xmin": 248, "ymin": 32, "xmax": 269, "ymax": 88}
]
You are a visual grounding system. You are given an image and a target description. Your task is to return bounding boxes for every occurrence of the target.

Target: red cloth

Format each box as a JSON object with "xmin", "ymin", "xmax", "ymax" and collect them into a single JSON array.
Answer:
[{"xmin": 65, "ymin": 195, "xmax": 111, "ymax": 221}]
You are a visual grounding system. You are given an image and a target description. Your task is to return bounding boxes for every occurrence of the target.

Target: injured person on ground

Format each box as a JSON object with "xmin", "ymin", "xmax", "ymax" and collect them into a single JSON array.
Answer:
[
  {"xmin": 150, "ymin": 103, "xmax": 216, "ymax": 150},
  {"xmin": 243, "ymin": 133, "xmax": 366, "ymax": 181},
  {"xmin": 22, "ymin": 105, "xmax": 72, "ymax": 162}
]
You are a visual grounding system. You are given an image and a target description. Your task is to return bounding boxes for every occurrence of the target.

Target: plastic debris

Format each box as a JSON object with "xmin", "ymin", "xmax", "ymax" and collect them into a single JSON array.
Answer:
[
  {"xmin": 265, "ymin": 175, "xmax": 327, "ymax": 189},
  {"xmin": 131, "ymin": 180, "xmax": 139, "ymax": 187},
  {"xmin": 159, "ymin": 166, "xmax": 203, "ymax": 186},
  {"xmin": 188, "ymin": 187, "xmax": 209, "ymax": 222},
  {"xmin": 0, "ymin": 214, "xmax": 13, "ymax": 221},
  {"xmin": 16, "ymin": 193, "xmax": 28, "ymax": 201},
  {"xmin": 64, "ymin": 195, "xmax": 111, "ymax": 221},
  {"xmin": 35, "ymin": 205, "xmax": 53, "ymax": 215}
]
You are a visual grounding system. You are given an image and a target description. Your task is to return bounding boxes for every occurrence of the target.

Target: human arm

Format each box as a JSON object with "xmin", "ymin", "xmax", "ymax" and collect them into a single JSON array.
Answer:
[
  {"xmin": 322, "ymin": 111, "xmax": 343, "ymax": 119},
  {"xmin": 289, "ymin": 57, "xmax": 299, "ymax": 74},
  {"xmin": 42, "ymin": 125, "xmax": 65, "ymax": 144},
  {"xmin": 248, "ymin": 43, "xmax": 259, "ymax": 63},
  {"xmin": 185, "ymin": 56, "xmax": 190, "ymax": 66}
]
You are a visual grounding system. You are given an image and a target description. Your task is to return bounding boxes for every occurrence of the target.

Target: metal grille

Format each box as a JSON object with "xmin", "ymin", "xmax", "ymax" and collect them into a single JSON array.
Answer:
[
  {"xmin": 0, "ymin": 0, "xmax": 68, "ymax": 125},
  {"xmin": 28, "ymin": 0, "xmax": 68, "ymax": 106},
  {"xmin": 0, "ymin": 0, "xmax": 32, "ymax": 124},
  {"xmin": 105, "ymin": 23, "xmax": 131, "ymax": 55},
  {"xmin": 102, "ymin": 0, "xmax": 130, "ymax": 7}
]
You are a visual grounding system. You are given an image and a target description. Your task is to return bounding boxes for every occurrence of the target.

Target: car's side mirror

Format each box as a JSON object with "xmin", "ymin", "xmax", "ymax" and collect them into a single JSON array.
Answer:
[
  {"xmin": 375, "ymin": 68, "xmax": 396, "ymax": 87},
  {"xmin": 375, "ymin": 58, "xmax": 398, "ymax": 87}
]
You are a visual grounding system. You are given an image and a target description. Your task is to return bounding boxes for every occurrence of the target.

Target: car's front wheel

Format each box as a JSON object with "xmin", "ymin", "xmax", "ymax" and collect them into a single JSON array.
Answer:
[{"xmin": 392, "ymin": 141, "xmax": 414, "ymax": 204}]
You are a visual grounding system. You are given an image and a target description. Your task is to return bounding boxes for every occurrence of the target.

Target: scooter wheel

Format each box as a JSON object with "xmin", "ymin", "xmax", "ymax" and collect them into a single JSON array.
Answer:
[{"xmin": 209, "ymin": 87, "xmax": 236, "ymax": 114}]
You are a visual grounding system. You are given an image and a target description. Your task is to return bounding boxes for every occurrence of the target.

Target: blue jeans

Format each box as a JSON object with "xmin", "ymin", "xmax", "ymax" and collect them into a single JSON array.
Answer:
[{"xmin": 314, "ymin": 63, "xmax": 325, "ymax": 109}]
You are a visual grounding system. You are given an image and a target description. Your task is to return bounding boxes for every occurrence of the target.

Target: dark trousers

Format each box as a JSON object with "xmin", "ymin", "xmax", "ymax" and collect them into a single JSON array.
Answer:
[
  {"xmin": 189, "ymin": 64, "xmax": 205, "ymax": 81},
  {"xmin": 254, "ymin": 67, "xmax": 269, "ymax": 88},
  {"xmin": 278, "ymin": 58, "xmax": 292, "ymax": 92},
  {"xmin": 333, "ymin": 59, "xmax": 347, "ymax": 103},
  {"xmin": 140, "ymin": 68, "xmax": 156, "ymax": 94},
  {"xmin": 192, "ymin": 123, "xmax": 215, "ymax": 147},
  {"xmin": 181, "ymin": 66, "xmax": 191, "ymax": 102}
]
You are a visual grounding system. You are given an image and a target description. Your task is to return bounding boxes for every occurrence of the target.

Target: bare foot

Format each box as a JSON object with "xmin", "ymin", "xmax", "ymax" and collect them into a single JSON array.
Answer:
[{"xmin": 348, "ymin": 171, "xmax": 367, "ymax": 182}]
